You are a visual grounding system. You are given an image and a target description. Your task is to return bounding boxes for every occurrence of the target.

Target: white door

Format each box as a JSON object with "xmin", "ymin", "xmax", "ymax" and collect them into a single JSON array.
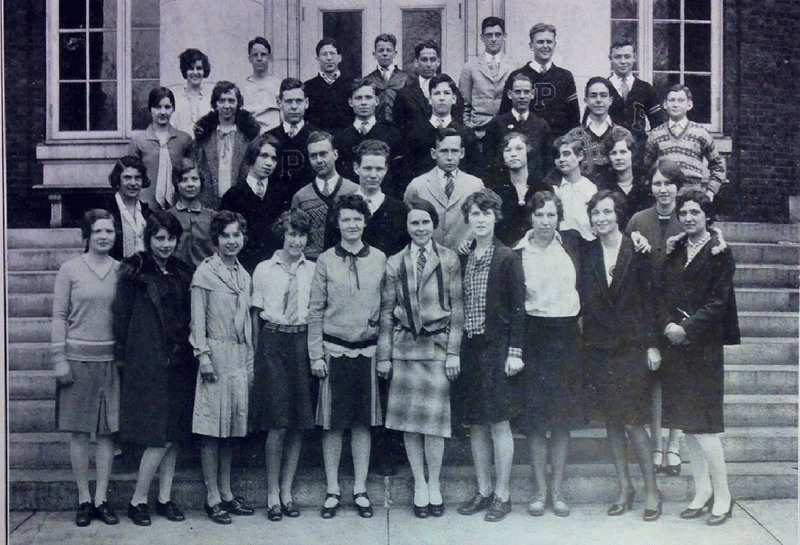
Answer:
[
  {"xmin": 299, "ymin": 0, "xmax": 381, "ymax": 80},
  {"xmin": 380, "ymin": 0, "xmax": 464, "ymax": 78}
]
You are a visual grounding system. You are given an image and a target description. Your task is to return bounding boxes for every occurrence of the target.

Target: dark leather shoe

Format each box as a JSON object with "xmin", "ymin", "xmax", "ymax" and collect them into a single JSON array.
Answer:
[
  {"xmin": 680, "ymin": 496, "xmax": 714, "ymax": 519},
  {"xmin": 221, "ymin": 496, "xmax": 254, "ymax": 516},
  {"xmin": 707, "ymin": 502, "xmax": 734, "ymax": 526},
  {"xmin": 320, "ymin": 493, "xmax": 340, "ymax": 519},
  {"xmin": 75, "ymin": 502, "xmax": 93, "ymax": 527},
  {"xmin": 155, "ymin": 500, "xmax": 185, "ymax": 522},
  {"xmin": 413, "ymin": 504, "xmax": 430, "ymax": 518},
  {"xmin": 92, "ymin": 501, "xmax": 119, "ymax": 525},
  {"xmin": 281, "ymin": 501, "xmax": 300, "ymax": 518},
  {"xmin": 484, "ymin": 494, "xmax": 512, "ymax": 522},
  {"xmin": 204, "ymin": 502, "xmax": 232, "ymax": 525},
  {"xmin": 607, "ymin": 489, "xmax": 635, "ymax": 516},
  {"xmin": 267, "ymin": 504, "xmax": 283, "ymax": 521},
  {"xmin": 429, "ymin": 503, "xmax": 445, "ymax": 517},
  {"xmin": 353, "ymin": 492, "xmax": 373, "ymax": 518},
  {"xmin": 643, "ymin": 493, "xmax": 663, "ymax": 522},
  {"xmin": 457, "ymin": 492, "xmax": 492, "ymax": 515},
  {"xmin": 127, "ymin": 503, "xmax": 152, "ymax": 526}
]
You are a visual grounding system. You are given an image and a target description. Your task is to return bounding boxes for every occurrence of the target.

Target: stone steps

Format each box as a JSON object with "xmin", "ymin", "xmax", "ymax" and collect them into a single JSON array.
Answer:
[
  {"xmin": 728, "ymin": 242, "xmax": 800, "ymax": 265},
  {"xmin": 7, "ymin": 228, "xmax": 83, "ymax": 249},
  {"xmin": 734, "ymin": 288, "xmax": 798, "ymax": 312},
  {"xmin": 7, "ymin": 248, "xmax": 85, "ymax": 271},
  {"xmin": 735, "ymin": 264, "xmax": 799, "ymax": 289},
  {"xmin": 9, "ymin": 462, "xmax": 798, "ymax": 511}
]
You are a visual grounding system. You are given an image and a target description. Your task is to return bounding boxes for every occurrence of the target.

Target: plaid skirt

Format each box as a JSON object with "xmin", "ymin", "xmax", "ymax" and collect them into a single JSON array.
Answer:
[{"xmin": 385, "ymin": 359, "xmax": 451, "ymax": 438}]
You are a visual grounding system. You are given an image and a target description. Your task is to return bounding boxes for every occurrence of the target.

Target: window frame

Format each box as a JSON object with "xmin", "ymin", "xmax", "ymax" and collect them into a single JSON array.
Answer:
[
  {"xmin": 612, "ymin": 0, "xmax": 723, "ymax": 133},
  {"xmin": 47, "ymin": 0, "xmax": 155, "ymax": 140}
]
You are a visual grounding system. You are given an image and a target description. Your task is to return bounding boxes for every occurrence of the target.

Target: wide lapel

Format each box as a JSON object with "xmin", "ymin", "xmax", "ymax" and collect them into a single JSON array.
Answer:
[
  {"xmin": 206, "ymin": 130, "xmax": 220, "ymax": 183},
  {"xmin": 609, "ymin": 237, "xmax": 633, "ymax": 299},
  {"xmin": 589, "ymin": 241, "xmax": 613, "ymax": 304},
  {"xmin": 477, "ymin": 59, "xmax": 495, "ymax": 82},
  {"xmin": 498, "ymin": 57, "xmax": 514, "ymax": 81},
  {"xmin": 426, "ymin": 171, "xmax": 449, "ymax": 208},
  {"xmin": 418, "ymin": 243, "xmax": 441, "ymax": 295},
  {"xmin": 401, "ymin": 248, "xmax": 422, "ymax": 335},
  {"xmin": 446, "ymin": 171, "xmax": 471, "ymax": 209},
  {"xmin": 412, "ymin": 85, "xmax": 431, "ymax": 119}
]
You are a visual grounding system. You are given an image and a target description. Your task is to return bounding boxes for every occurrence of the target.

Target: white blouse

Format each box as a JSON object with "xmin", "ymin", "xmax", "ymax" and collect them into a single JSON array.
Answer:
[{"xmin": 515, "ymin": 230, "xmax": 580, "ymax": 317}]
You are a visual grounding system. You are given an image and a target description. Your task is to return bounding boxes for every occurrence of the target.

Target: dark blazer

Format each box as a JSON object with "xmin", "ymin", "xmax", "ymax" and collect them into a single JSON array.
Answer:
[
  {"xmin": 266, "ymin": 121, "xmax": 319, "ymax": 199},
  {"xmin": 579, "ymin": 235, "xmax": 659, "ymax": 350},
  {"xmin": 334, "ymin": 122, "xmax": 403, "ymax": 186},
  {"xmin": 594, "ymin": 166, "xmax": 654, "ymax": 219},
  {"xmin": 625, "ymin": 206, "xmax": 684, "ymax": 286},
  {"xmin": 392, "ymin": 78, "xmax": 466, "ymax": 136},
  {"xmin": 401, "ymin": 119, "xmax": 481, "ymax": 184},
  {"xmin": 219, "ymin": 175, "xmax": 289, "ymax": 273},
  {"xmin": 113, "ymin": 252, "xmax": 195, "ymax": 446},
  {"xmin": 493, "ymin": 175, "xmax": 552, "ymax": 247},
  {"xmin": 304, "ymin": 74, "xmax": 355, "ymax": 133},
  {"xmin": 659, "ymin": 234, "xmax": 740, "ymax": 346},
  {"xmin": 362, "ymin": 67, "xmax": 415, "ymax": 124},
  {"xmin": 459, "ymin": 240, "xmax": 526, "ymax": 354},
  {"xmin": 482, "ymin": 111, "xmax": 554, "ymax": 187},
  {"xmin": 106, "ymin": 196, "xmax": 152, "ymax": 260}
]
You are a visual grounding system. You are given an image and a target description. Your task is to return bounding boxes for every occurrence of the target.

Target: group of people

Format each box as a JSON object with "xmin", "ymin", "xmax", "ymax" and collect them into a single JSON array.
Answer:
[{"xmin": 51, "ymin": 16, "xmax": 740, "ymax": 532}]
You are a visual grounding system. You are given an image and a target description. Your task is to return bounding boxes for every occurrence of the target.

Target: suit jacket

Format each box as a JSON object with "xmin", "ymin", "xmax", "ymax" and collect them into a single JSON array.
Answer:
[
  {"xmin": 106, "ymin": 196, "xmax": 152, "ymax": 260},
  {"xmin": 404, "ymin": 168, "xmax": 484, "ymax": 250},
  {"xmin": 579, "ymin": 235, "xmax": 659, "ymax": 350},
  {"xmin": 377, "ymin": 241, "xmax": 464, "ymax": 362},
  {"xmin": 658, "ymin": 234, "xmax": 740, "ymax": 346},
  {"xmin": 219, "ymin": 176, "xmax": 290, "ymax": 273},
  {"xmin": 458, "ymin": 55, "xmax": 515, "ymax": 128},
  {"xmin": 625, "ymin": 206, "xmax": 684, "ymax": 285},
  {"xmin": 363, "ymin": 67, "xmax": 415, "ymax": 124},
  {"xmin": 459, "ymin": 240, "xmax": 526, "ymax": 354},
  {"xmin": 401, "ymin": 119, "xmax": 481, "ymax": 184},
  {"xmin": 482, "ymin": 111, "xmax": 554, "ymax": 187},
  {"xmin": 392, "ymin": 78, "xmax": 466, "ymax": 136}
]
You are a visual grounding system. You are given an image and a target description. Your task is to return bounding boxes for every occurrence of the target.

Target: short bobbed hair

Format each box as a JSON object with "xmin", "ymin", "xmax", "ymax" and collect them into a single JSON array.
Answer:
[
  {"xmin": 330, "ymin": 193, "xmax": 372, "ymax": 226},
  {"xmin": 148, "ymin": 87, "xmax": 176, "ymax": 109},
  {"xmin": 461, "ymin": 188, "xmax": 504, "ymax": 223},
  {"xmin": 81, "ymin": 209, "xmax": 119, "ymax": 251},
  {"xmin": 272, "ymin": 208, "xmax": 312, "ymax": 239},
  {"xmin": 587, "ymin": 189, "xmax": 627, "ymax": 231},
  {"xmin": 525, "ymin": 190, "xmax": 564, "ymax": 223},
  {"xmin": 650, "ymin": 157, "xmax": 687, "ymax": 189},
  {"xmin": 109, "ymin": 155, "xmax": 150, "ymax": 189},
  {"xmin": 676, "ymin": 187, "xmax": 715, "ymax": 225},
  {"xmin": 171, "ymin": 157, "xmax": 204, "ymax": 190},
  {"xmin": 601, "ymin": 126, "xmax": 637, "ymax": 157},
  {"xmin": 211, "ymin": 81, "xmax": 243, "ymax": 110},
  {"xmin": 143, "ymin": 211, "xmax": 184, "ymax": 253},
  {"xmin": 210, "ymin": 210, "xmax": 247, "ymax": 246},
  {"xmin": 178, "ymin": 48, "xmax": 211, "ymax": 78},
  {"xmin": 502, "ymin": 131, "xmax": 530, "ymax": 150},
  {"xmin": 407, "ymin": 199, "xmax": 439, "ymax": 229},
  {"xmin": 244, "ymin": 133, "xmax": 281, "ymax": 167}
]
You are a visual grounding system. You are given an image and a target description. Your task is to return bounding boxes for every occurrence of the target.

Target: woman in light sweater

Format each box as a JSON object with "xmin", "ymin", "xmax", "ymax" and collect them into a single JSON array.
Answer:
[{"xmin": 51, "ymin": 209, "xmax": 121, "ymax": 527}]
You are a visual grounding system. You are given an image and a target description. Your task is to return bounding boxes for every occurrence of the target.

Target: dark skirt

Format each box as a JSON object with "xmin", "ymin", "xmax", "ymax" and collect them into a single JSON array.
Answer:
[
  {"xmin": 316, "ymin": 354, "xmax": 381, "ymax": 430},
  {"xmin": 660, "ymin": 342, "xmax": 725, "ymax": 434},
  {"xmin": 452, "ymin": 334, "xmax": 519, "ymax": 426},
  {"xmin": 584, "ymin": 346, "xmax": 651, "ymax": 427},
  {"xmin": 517, "ymin": 316, "xmax": 585, "ymax": 432},
  {"xmin": 249, "ymin": 327, "xmax": 316, "ymax": 431}
]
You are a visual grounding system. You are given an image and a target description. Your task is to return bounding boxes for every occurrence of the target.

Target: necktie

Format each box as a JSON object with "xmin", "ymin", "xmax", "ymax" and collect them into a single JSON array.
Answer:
[
  {"xmin": 489, "ymin": 58, "xmax": 499, "ymax": 79},
  {"xmin": 359, "ymin": 120, "xmax": 369, "ymax": 135},
  {"xmin": 287, "ymin": 124, "xmax": 298, "ymax": 138},
  {"xmin": 281, "ymin": 265, "xmax": 299, "ymax": 324},
  {"xmin": 154, "ymin": 135, "xmax": 174, "ymax": 208},
  {"xmin": 437, "ymin": 118, "xmax": 445, "ymax": 129},
  {"xmin": 519, "ymin": 113, "xmax": 527, "ymax": 123},
  {"xmin": 539, "ymin": 63, "xmax": 548, "ymax": 73},
  {"xmin": 255, "ymin": 179, "xmax": 266, "ymax": 199},
  {"xmin": 322, "ymin": 178, "xmax": 331, "ymax": 196},
  {"xmin": 381, "ymin": 68, "xmax": 391, "ymax": 81},
  {"xmin": 416, "ymin": 247, "xmax": 426, "ymax": 291},
  {"xmin": 445, "ymin": 172, "xmax": 454, "ymax": 199},
  {"xmin": 620, "ymin": 78, "xmax": 630, "ymax": 100}
]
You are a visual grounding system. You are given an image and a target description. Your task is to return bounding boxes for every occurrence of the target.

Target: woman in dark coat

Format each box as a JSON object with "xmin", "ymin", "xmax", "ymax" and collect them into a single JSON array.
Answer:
[
  {"xmin": 114, "ymin": 211, "xmax": 196, "ymax": 526},
  {"xmin": 106, "ymin": 156, "xmax": 152, "ymax": 260},
  {"xmin": 580, "ymin": 189, "xmax": 662, "ymax": 521},
  {"xmin": 659, "ymin": 188, "xmax": 739, "ymax": 525},
  {"xmin": 453, "ymin": 188, "xmax": 526, "ymax": 523},
  {"xmin": 593, "ymin": 126, "xmax": 652, "ymax": 217}
]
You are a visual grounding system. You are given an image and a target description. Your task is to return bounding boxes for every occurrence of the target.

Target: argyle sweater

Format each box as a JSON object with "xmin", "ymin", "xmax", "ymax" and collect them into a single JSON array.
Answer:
[{"xmin": 643, "ymin": 121, "xmax": 726, "ymax": 194}]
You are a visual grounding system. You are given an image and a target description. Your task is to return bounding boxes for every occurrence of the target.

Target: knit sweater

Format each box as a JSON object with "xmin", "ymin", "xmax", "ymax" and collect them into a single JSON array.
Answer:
[
  {"xmin": 290, "ymin": 177, "xmax": 359, "ymax": 259},
  {"xmin": 51, "ymin": 255, "xmax": 120, "ymax": 365},
  {"xmin": 643, "ymin": 121, "xmax": 726, "ymax": 194}
]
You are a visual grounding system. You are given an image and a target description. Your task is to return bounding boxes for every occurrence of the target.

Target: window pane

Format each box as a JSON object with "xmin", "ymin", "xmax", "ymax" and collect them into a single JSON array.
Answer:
[
  {"xmin": 131, "ymin": 29, "xmax": 160, "ymax": 79},
  {"xmin": 89, "ymin": 0, "xmax": 116, "ymax": 28},
  {"xmin": 59, "ymin": 82, "xmax": 87, "ymax": 130},
  {"xmin": 685, "ymin": 74, "xmax": 711, "ymax": 123},
  {"xmin": 685, "ymin": 0, "xmax": 711, "ymax": 20},
  {"xmin": 59, "ymin": 33, "xmax": 87, "ymax": 80},
  {"xmin": 653, "ymin": 0, "xmax": 680, "ymax": 19},
  {"xmin": 131, "ymin": 0, "xmax": 159, "ymax": 27},
  {"xmin": 89, "ymin": 81, "xmax": 117, "ymax": 130},
  {"xmin": 611, "ymin": 21, "xmax": 638, "ymax": 49},
  {"xmin": 401, "ymin": 9, "xmax": 442, "ymax": 73},
  {"xmin": 611, "ymin": 0, "xmax": 638, "ymax": 19},
  {"xmin": 60, "ymin": 0, "xmax": 86, "ymax": 29},
  {"xmin": 653, "ymin": 22, "xmax": 681, "ymax": 71},
  {"xmin": 131, "ymin": 79, "xmax": 158, "ymax": 130},
  {"xmin": 89, "ymin": 31, "xmax": 116, "ymax": 79},
  {"xmin": 652, "ymin": 72, "xmax": 680, "ymax": 100},
  {"xmin": 322, "ymin": 11, "xmax": 362, "ymax": 76},
  {"xmin": 685, "ymin": 24, "xmax": 711, "ymax": 72}
]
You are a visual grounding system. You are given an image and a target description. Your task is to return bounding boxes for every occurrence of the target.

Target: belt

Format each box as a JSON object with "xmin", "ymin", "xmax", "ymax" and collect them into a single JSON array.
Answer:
[
  {"xmin": 401, "ymin": 325, "xmax": 448, "ymax": 337},
  {"xmin": 322, "ymin": 333, "xmax": 377, "ymax": 350},
  {"xmin": 263, "ymin": 322, "xmax": 307, "ymax": 333}
]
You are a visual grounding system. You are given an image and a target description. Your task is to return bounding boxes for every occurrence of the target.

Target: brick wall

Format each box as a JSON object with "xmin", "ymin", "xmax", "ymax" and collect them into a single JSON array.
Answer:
[
  {"xmin": 724, "ymin": 0, "xmax": 800, "ymax": 222},
  {"xmin": 4, "ymin": 0, "xmax": 49, "ymax": 227}
]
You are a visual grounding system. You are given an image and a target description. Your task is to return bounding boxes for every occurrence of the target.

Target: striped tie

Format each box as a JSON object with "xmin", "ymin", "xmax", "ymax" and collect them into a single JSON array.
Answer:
[
  {"xmin": 445, "ymin": 172, "xmax": 455, "ymax": 199},
  {"xmin": 416, "ymin": 247, "xmax": 426, "ymax": 291}
]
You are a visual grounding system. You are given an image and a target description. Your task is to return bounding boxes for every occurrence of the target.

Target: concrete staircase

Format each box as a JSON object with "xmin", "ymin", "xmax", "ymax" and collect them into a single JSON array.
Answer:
[{"xmin": 7, "ymin": 224, "xmax": 799, "ymax": 510}]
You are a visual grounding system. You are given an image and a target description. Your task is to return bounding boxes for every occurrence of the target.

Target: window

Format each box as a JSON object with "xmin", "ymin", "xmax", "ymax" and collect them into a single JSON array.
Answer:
[
  {"xmin": 611, "ymin": 0, "xmax": 722, "ymax": 132},
  {"xmin": 50, "ymin": 0, "xmax": 160, "ymax": 138}
]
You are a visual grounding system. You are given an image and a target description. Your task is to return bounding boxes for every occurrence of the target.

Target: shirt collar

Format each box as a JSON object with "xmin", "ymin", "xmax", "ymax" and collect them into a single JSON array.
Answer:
[
  {"xmin": 334, "ymin": 243, "xmax": 370, "ymax": 258},
  {"xmin": 355, "ymin": 189, "xmax": 385, "ymax": 213},
  {"xmin": 670, "ymin": 118, "xmax": 688, "ymax": 130},
  {"xmin": 413, "ymin": 240, "xmax": 434, "ymax": 256},
  {"xmin": 174, "ymin": 200, "xmax": 203, "ymax": 212},
  {"xmin": 586, "ymin": 116, "xmax": 612, "ymax": 136},
  {"xmin": 484, "ymin": 52, "xmax": 502, "ymax": 63},
  {"xmin": 379, "ymin": 65, "xmax": 395, "ymax": 76},
  {"xmin": 430, "ymin": 114, "xmax": 452, "ymax": 127},
  {"xmin": 218, "ymin": 124, "xmax": 237, "ymax": 136},
  {"xmin": 273, "ymin": 249, "xmax": 307, "ymax": 266},
  {"xmin": 529, "ymin": 60, "xmax": 552, "ymax": 73},
  {"xmin": 514, "ymin": 228, "xmax": 563, "ymax": 250},
  {"xmin": 436, "ymin": 167, "xmax": 458, "ymax": 181},
  {"xmin": 246, "ymin": 174, "xmax": 266, "ymax": 195},
  {"xmin": 283, "ymin": 120, "xmax": 305, "ymax": 134},
  {"xmin": 315, "ymin": 174, "xmax": 339, "ymax": 191},
  {"xmin": 511, "ymin": 109, "xmax": 529, "ymax": 122},
  {"xmin": 610, "ymin": 73, "xmax": 635, "ymax": 89},
  {"xmin": 320, "ymin": 70, "xmax": 341, "ymax": 85},
  {"xmin": 354, "ymin": 116, "xmax": 376, "ymax": 132},
  {"xmin": 419, "ymin": 76, "xmax": 431, "ymax": 97}
]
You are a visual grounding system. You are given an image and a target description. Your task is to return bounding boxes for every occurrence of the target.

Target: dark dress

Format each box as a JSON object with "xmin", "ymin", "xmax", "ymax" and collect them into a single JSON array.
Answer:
[
  {"xmin": 515, "ymin": 229, "xmax": 585, "ymax": 431},
  {"xmin": 658, "ymin": 235, "xmax": 740, "ymax": 434},
  {"xmin": 452, "ymin": 240, "xmax": 525, "ymax": 425},
  {"xmin": 493, "ymin": 175, "xmax": 552, "ymax": 247},
  {"xmin": 114, "ymin": 252, "xmax": 197, "ymax": 446},
  {"xmin": 579, "ymin": 236, "xmax": 658, "ymax": 426},
  {"xmin": 594, "ymin": 166, "xmax": 654, "ymax": 220}
]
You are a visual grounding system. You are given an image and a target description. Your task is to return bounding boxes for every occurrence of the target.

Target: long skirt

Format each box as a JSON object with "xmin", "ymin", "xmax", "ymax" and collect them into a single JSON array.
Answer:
[
  {"xmin": 249, "ymin": 327, "xmax": 315, "ymax": 431},
  {"xmin": 385, "ymin": 359, "xmax": 451, "ymax": 437},
  {"xmin": 57, "ymin": 359, "xmax": 120, "ymax": 435}
]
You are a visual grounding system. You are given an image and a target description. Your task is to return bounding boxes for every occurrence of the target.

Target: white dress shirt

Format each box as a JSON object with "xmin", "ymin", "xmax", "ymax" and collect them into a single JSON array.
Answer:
[
  {"xmin": 555, "ymin": 176, "xmax": 597, "ymax": 241},
  {"xmin": 514, "ymin": 230, "xmax": 580, "ymax": 317}
]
